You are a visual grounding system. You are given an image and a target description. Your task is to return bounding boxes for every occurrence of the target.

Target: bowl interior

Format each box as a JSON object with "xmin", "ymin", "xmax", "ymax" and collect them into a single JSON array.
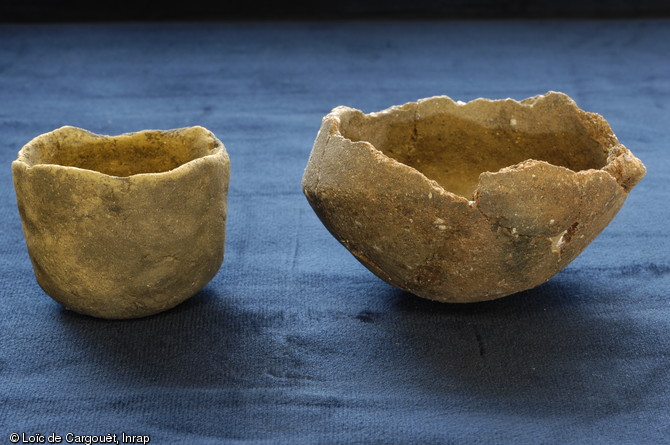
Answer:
[
  {"xmin": 340, "ymin": 105, "xmax": 609, "ymax": 198},
  {"xmin": 19, "ymin": 127, "xmax": 218, "ymax": 177}
]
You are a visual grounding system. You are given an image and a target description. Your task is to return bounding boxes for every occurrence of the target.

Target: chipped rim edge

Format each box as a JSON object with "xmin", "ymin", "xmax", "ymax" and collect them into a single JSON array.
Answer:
[{"xmin": 320, "ymin": 91, "xmax": 646, "ymax": 200}]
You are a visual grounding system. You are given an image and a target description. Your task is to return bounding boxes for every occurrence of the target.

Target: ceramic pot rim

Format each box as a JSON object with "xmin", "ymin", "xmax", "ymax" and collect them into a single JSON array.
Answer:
[
  {"xmin": 323, "ymin": 91, "xmax": 645, "ymax": 198},
  {"xmin": 13, "ymin": 125, "xmax": 227, "ymax": 181}
]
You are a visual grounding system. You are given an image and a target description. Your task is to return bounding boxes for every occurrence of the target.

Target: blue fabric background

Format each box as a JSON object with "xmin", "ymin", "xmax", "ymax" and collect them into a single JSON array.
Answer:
[{"xmin": 1, "ymin": 20, "xmax": 668, "ymax": 444}]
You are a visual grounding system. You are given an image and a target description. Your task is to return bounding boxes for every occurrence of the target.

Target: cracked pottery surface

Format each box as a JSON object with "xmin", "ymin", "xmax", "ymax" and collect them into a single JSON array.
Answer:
[
  {"xmin": 12, "ymin": 126, "xmax": 230, "ymax": 318},
  {"xmin": 302, "ymin": 92, "xmax": 646, "ymax": 302}
]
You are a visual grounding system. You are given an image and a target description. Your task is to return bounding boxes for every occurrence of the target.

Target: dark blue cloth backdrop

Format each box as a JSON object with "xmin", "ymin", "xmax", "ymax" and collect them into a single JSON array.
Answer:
[{"xmin": 1, "ymin": 20, "xmax": 668, "ymax": 444}]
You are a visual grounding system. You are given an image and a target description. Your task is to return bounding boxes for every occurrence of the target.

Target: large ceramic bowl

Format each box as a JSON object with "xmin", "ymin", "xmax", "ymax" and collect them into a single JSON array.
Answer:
[
  {"xmin": 302, "ymin": 92, "xmax": 646, "ymax": 302},
  {"xmin": 12, "ymin": 126, "xmax": 230, "ymax": 318}
]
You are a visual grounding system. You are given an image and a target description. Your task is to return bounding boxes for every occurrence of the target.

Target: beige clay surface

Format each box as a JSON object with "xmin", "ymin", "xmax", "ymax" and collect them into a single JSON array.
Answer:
[
  {"xmin": 13, "ymin": 126, "xmax": 230, "ymax": 318},
  {"xmin": 302, "ymin": 92, "xmax": 646, "ymax": 302}
]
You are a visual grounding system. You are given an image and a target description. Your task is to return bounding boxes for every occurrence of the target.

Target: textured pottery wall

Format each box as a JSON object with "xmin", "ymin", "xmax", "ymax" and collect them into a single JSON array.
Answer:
[
  {"xmin": 303, "ymin": 92, "xmax": 646, "ymax": 302},
  {"xmin": 12, "ymin": 126, "xmax": 230, "ymax": 318}
]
